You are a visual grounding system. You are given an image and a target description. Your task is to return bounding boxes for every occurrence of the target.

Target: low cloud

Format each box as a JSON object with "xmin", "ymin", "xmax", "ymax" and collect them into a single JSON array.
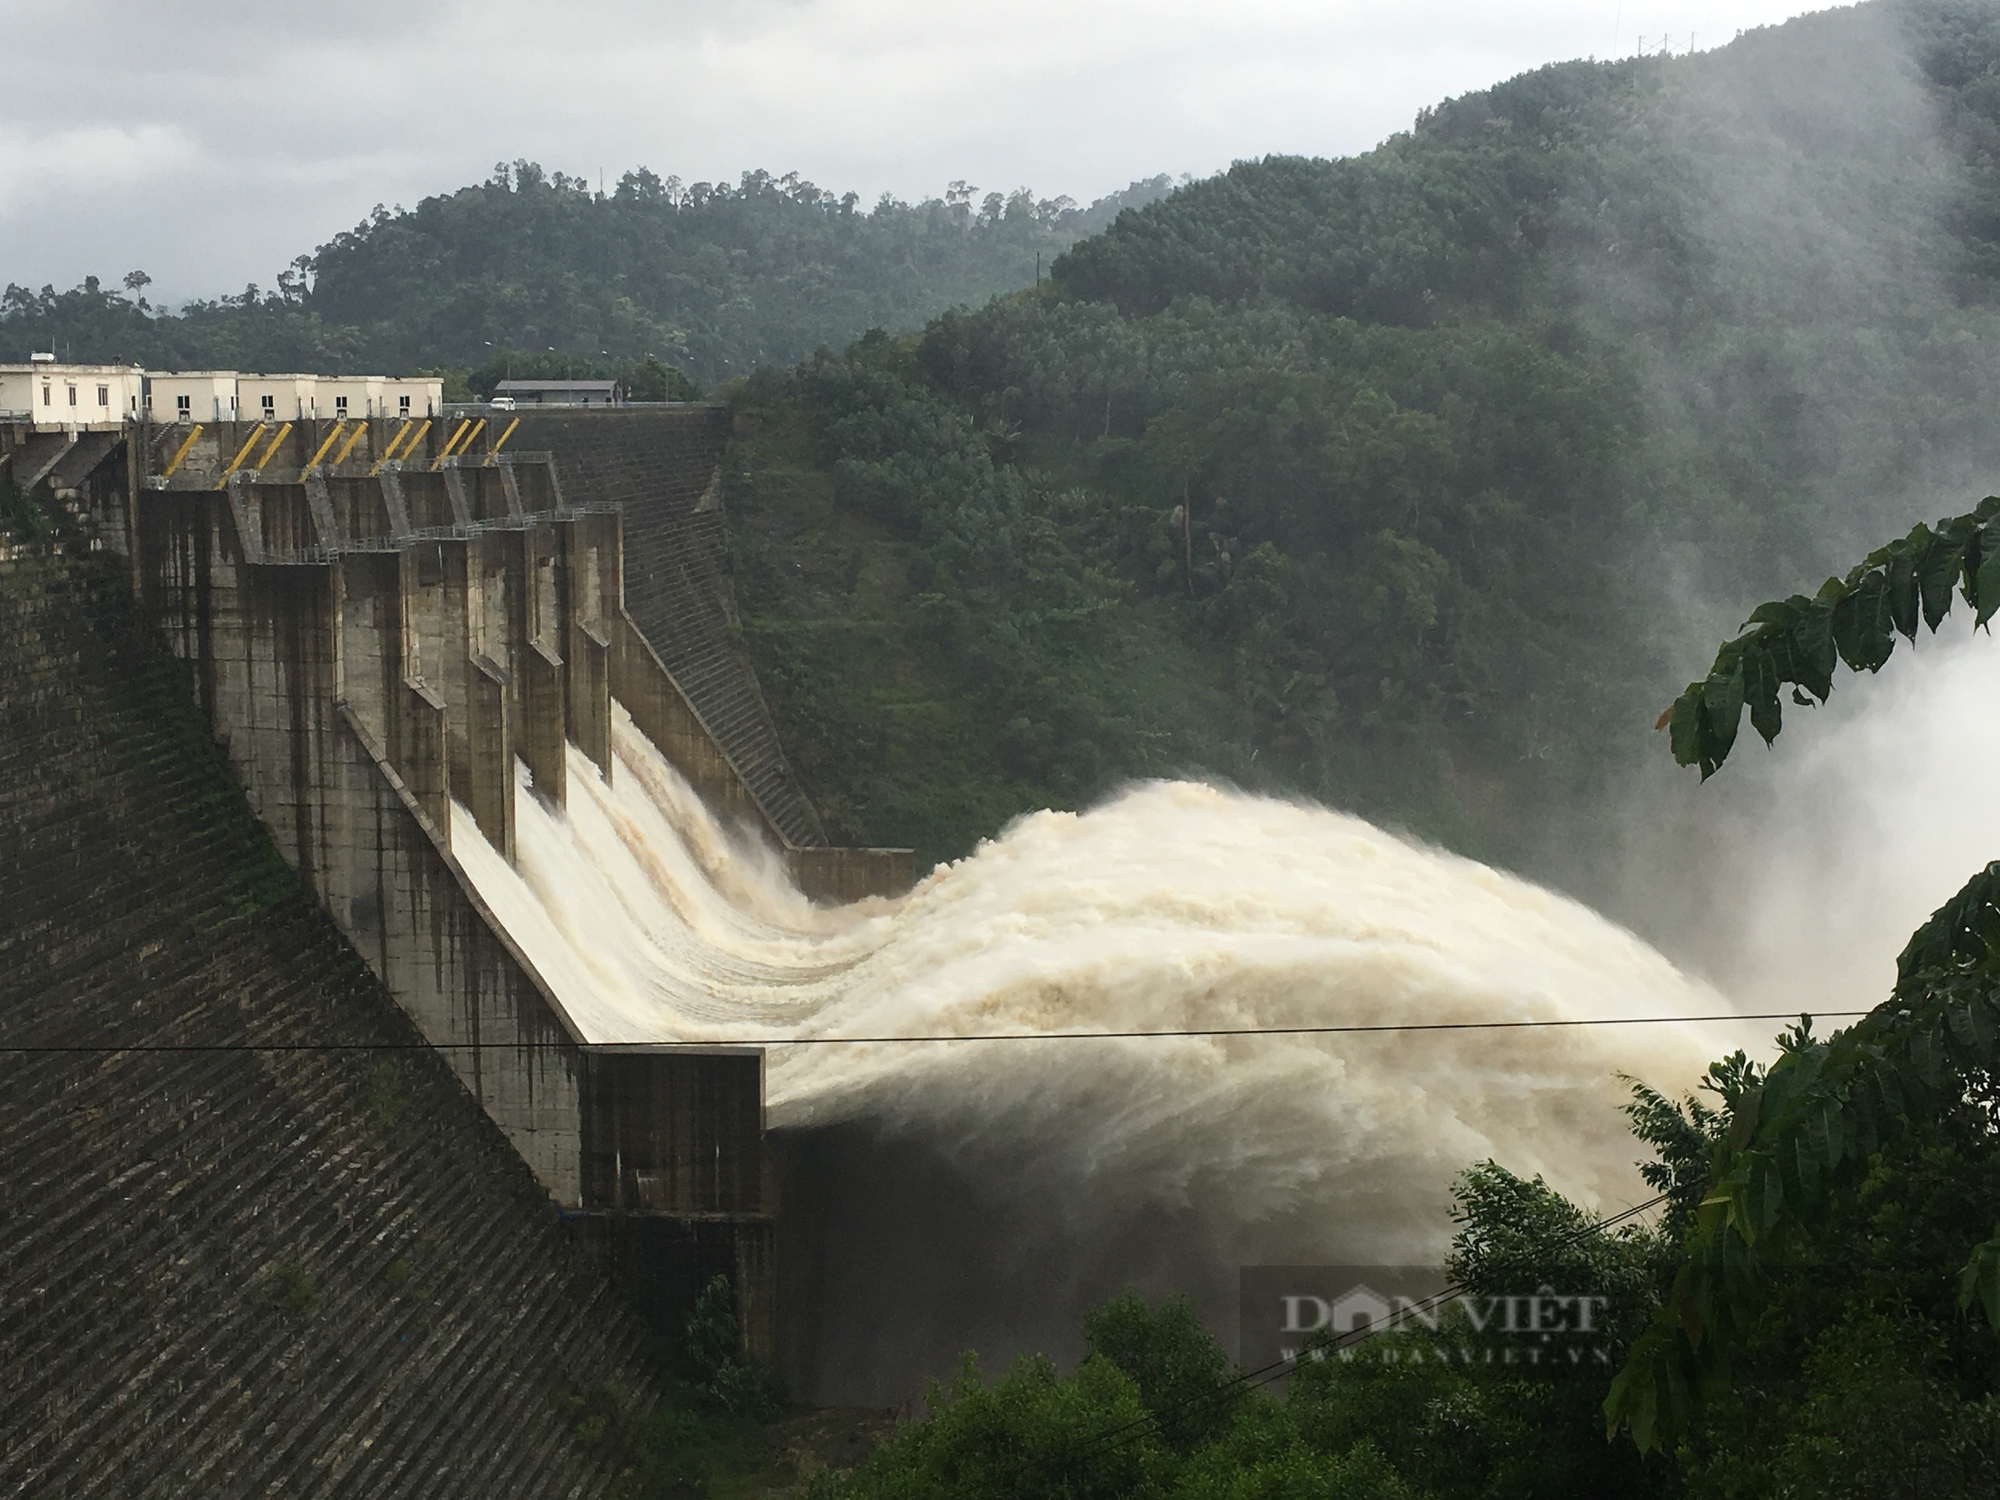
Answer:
[
  {"xmin": 0, "ymin": 122, "xmax": 189, "ymax": 215},
  {"xmin": 2, "ymin": 0, "xmax": 1815, "ymax": 300}
]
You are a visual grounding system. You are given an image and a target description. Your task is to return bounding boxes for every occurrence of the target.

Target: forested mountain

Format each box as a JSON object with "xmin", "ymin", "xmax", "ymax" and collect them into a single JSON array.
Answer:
[
  {"xmin": 0, "ymin": 167, "xmax": 1173, "ymax": 385},
  {"xmin": 11, "ymin": 1, "xmax": 2000, "ymax": 878},
  {"xmin": 720, "ymin": 12, "xmax": 2000, "ymax": 1486},
  {"xmin": 725, "ymin": 0, "xmax": 2000, "ymax": 866}
]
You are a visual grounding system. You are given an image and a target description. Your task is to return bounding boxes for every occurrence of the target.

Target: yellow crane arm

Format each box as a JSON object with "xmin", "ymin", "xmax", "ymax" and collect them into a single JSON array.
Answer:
[
  {"xmin": 160, "ymin": 424, "xmax": 204, "ymax": 480},
  {"xmin": 213, "ymin": 429, "xmax": 267, "ymax": 490},
  {"xmin": 300, "ymin": 420, "xmax": 347, "ymax": 471}
]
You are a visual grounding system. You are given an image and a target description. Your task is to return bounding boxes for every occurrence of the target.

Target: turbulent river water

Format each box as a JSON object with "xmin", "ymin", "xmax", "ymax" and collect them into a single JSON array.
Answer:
[{"xmin": 451, "ymin": 706, "xmax": 1747, "ymax": 1400}]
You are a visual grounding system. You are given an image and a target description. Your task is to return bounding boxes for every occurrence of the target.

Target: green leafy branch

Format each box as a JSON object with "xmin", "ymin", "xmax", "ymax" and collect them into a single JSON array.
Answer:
[
  {"xmin": 1662, "ymin": 496, "xmax": 2000, "ymax": 777},
  {"xmin": 1607, "ymin": 860, "xmax": 2000, "ymax": 1448},
  {"xmin": 1609, "ymin": 493, "xmax": 2000, "ymax": 1450}
]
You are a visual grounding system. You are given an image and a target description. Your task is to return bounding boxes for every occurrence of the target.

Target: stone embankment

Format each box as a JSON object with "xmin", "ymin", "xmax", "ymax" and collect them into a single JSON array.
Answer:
[{"xmin": 0, "ymin": 544, "xmax": 660, "ymax": 1498}]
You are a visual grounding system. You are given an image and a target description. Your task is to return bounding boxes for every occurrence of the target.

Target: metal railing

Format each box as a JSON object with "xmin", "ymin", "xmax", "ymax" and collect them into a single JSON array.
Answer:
[{"xmin": 237, "ymin": 503, "xmax": 621, "ymax": 567}]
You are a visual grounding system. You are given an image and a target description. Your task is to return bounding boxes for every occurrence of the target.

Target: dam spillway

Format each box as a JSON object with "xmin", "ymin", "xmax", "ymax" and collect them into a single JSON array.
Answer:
[
  {"xmin": 4, "ymin": 401, "xmax": 1740, "ymax": 1407},
  {"xmin": 0, "ymin": 510, "xmax": 665, "ymax": 1495},
  {"xmin": 4, "ymin": 403, "xmax": 909, "ymax": 1371},
  {"xmin": 448, "ymin": 689, "xmax": 1736, "ymax": 1396}
]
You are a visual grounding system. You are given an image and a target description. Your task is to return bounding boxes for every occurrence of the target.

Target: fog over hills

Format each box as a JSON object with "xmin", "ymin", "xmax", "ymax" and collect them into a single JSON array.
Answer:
[{"xmin": 725, "ymin": 3, "xmax": 2000, "ymax": 899}]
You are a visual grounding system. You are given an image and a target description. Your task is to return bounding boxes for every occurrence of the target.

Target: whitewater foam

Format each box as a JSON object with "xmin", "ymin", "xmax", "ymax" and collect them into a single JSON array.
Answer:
[{"xmin": 451, "ymin": 706, "xmax": 1739, "ymax": 1282}]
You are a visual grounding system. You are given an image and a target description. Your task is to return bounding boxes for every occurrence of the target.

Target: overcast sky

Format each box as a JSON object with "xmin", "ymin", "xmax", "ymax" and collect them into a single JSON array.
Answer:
[{"xmin": 2, "ymin": 0, "xmax": 1819, "ymax": 303}]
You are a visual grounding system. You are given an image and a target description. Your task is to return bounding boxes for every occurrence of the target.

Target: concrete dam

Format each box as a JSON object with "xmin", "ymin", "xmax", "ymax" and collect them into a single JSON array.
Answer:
[
  {"xmin": 78, "ymin": 404, "xmax": 904, "ymax": 1286},
  {"xmin": 2, "ymin": 392, "xmax": 1750, "ymax": 1486},
  {"xmin": 0, "ymin": 400, "xmax": 906, "ymax": 1495}
]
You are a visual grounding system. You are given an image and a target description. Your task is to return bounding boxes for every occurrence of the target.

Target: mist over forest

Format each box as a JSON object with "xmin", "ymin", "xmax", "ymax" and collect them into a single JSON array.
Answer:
[{"xmin": 726, "ymin": 0, "xmax": 2000, "ymax": 883}]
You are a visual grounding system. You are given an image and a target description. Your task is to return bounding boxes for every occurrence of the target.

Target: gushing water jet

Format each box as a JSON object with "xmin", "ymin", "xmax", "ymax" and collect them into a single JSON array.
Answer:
[{"xmin": 453, "ymin": 708, "xmax": 1742, "ymax": 1400}]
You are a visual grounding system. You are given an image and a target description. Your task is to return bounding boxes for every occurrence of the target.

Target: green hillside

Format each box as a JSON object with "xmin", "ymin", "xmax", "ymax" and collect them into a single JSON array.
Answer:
[
  {"xmin": 0, "ymin": 169, "xmax": 1172, "ymax": 386},
  {"xmin": 725, "ymin": 0, "xmax": 2000, "ymax": 867},
  {"xmin": 11, "ymin": 2, "xmax": 2000, "ymax": 877}
]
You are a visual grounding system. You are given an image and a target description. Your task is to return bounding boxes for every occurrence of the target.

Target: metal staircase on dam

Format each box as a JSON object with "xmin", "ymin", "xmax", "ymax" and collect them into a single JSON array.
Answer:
[
  {"xmin": 503, "ymin": 407, "xmax": 830, "ymax": 850},
  {"xmin": 628, "ymin": 506, "xmax": 825, "ymax": 847}
]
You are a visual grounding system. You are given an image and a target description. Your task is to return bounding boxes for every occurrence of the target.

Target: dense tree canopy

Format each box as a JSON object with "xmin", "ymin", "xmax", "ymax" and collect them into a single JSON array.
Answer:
[
  {"xmin": 727, "ymin": 301, "xmax": 1643, "ymax": 860},
  {"xmin": 724, "ymin": 0, "xmax": 2000, "ymax": 867},
  {"xmin": 0, "ymin": 168, "xmax": 1172, "ymax": 386}
]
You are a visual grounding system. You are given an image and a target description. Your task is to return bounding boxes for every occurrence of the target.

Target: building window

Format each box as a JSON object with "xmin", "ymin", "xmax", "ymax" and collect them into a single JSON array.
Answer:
[
  {"xmin": 97, "ymin": 385, "xmax": 109, "ymax": 407},
  {"xmin": 335, "ymin": 396, "xmax": 348, "ymax": 416},
  {"xmin": 67, "ymin": 386, "xmax": 77, "ymax": 406},
  {"xmin": 261, "ymin": 394, "xmax": 275, "ymax": 417},
  {"xmin": 176, "ymin": 395, "xmax": 191, "ymax": 421},
  {"xmin": 399, "ymin": 394, "xmax": 410, "ymax": 414},
  {"xmin": 41, "ymin": 385, "xmax": 50, "ymax": 406}
]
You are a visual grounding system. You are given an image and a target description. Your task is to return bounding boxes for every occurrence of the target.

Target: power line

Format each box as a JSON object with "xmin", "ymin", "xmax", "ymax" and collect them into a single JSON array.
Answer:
[
  {"xmin": 0, "ymin": 1011, "xmax": 1867, "ymax": 1056},
  {"xmin": 757, "ymin": 1011, "xmax": 1855, "ymax": 1045}
]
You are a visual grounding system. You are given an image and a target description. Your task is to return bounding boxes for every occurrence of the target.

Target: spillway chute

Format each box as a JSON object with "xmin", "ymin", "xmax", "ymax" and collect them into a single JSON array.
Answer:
[{"xmin": 451, "ymin": 707, "xmax": 1738, "ymax": 1266}]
